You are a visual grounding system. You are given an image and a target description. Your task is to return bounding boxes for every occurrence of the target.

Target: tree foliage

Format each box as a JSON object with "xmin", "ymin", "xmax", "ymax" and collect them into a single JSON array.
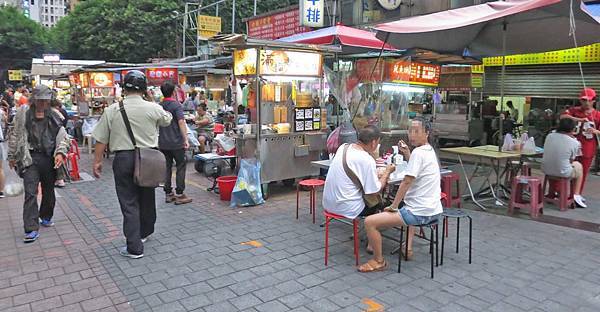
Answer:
[
  {"xmin": 0, "ymin": 6, "xmax": 48, "ymax": 68},
  {"xmin": 50, "ymin": 0, "xmax": 181, "ymax": 62}
]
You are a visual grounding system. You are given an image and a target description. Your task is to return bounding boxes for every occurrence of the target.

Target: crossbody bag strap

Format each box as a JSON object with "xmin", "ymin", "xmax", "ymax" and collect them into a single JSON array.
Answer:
[
  {"xmin": 342, "ymin": 143, "xmax": 365, "ymax": 194},
  {"xmin": 119, "ymin": 101, "xmax": 137, "ymax": 148}
]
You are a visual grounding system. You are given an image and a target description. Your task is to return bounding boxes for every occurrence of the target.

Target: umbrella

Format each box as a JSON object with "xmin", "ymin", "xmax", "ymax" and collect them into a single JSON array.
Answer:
[
  {"xmin": 279, "ymin": 24, "xmax": 397, "ymax": 54},
  {"xmin": 374, "ymin": 0, "xmax": 600, "ymax": 148}
]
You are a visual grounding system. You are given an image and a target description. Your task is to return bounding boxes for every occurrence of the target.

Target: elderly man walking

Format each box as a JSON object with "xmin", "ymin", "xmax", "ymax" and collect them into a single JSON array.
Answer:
[
  {"xmin": 92, "ymin": 70, "xmax": 172, "ymax": 259},
  {"xmin": 7, "ymin": 85, "xmax": 70, "ymax": 243}
]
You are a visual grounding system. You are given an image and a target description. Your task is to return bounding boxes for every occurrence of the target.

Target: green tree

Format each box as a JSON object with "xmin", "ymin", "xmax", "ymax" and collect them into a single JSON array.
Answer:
[
  {"xmin": 0, "ymin": 6, "xmax": 48, "ymax": 68},
  {"xmin": 50, "ymin": 0, "xmax": 181, "ymax": 62}
]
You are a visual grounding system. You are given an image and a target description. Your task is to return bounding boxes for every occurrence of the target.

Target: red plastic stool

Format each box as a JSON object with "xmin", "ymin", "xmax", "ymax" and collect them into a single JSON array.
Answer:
[
  {"xmin": 323, "ymin": 210, "xmax": 359, "ymax": 266},
  {"xmin": 543, "ymin": 175, "xmax": 575, "ymax": 211},
  {"xmin": 441, "ymin": 172, "xmax": 461, "ymax": 208},
  {"xmin": 296, "ymin": 179, "xmax": 325, "ymax": 224},
  {"xmin": 509, "ymin": 176, "xmax": 543, "ymax": 218},
  {"xmin": 214, "ymin": 123, "xmax": 225, "ymax": 134},
  {"xmin": 70, "ymin": 139, "xmax": 81, "ymax": 159},
  {"xmin": 505, "ymin": 161, "xmax": 532, "ymax": 187},
  {"xmin": 66, "ymin": 152, "xmax": 81, "ymax": 181}
]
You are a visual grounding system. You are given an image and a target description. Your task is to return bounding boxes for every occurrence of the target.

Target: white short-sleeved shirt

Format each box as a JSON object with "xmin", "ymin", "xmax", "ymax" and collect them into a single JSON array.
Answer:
[
  {"xmin": 404, "ymin": 144, "xmax": 443, "ymax": 216},
  {"xmin": 322, "ymin": 144, "xmax": 381, "ymax": 219},
  {"xmin": 542, "ymin": 132, "xmax": 581, "ymax": 177}
]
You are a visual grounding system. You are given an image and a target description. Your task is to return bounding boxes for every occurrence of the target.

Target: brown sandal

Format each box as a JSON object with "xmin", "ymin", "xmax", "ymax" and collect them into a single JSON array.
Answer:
[{"xmin": 357, "ymin": 259, "xmax": 388, "ymax": 273}]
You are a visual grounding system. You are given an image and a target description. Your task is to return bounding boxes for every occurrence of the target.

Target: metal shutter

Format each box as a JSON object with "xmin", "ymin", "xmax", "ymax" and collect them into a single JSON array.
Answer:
[{"xmin": 483, "ymin": 63, "xmax": 600, "ymax": 98}]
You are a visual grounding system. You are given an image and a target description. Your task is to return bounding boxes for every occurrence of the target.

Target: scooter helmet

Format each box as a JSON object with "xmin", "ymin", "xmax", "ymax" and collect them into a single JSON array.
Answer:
[{"xmin": 123, "ymin": 70, "xmax": 147, "ymax": 92}]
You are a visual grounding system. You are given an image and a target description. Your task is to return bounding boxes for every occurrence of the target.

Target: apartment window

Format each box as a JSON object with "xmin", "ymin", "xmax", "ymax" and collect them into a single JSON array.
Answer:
[
  {"xmin": 45, "ymin": 0, "xmax": 48, "ymax": 4},
  {"xmin": 31, "ymin": 0, "xmax": 34, "ymax": 4},
  {"xmin": 50, "ymin": 7, "xmax": 54, "ymax": 13},
  {"xmin": 44, "ymin": 8, "xmax": 48, "ymax": 13},
  {"xmin": 51, "ymin": 16, "xmax": 55, "ymax": 22},
  {"xmin": 50, "ymin": 0, "xmax": 54, "ymax": 5}
]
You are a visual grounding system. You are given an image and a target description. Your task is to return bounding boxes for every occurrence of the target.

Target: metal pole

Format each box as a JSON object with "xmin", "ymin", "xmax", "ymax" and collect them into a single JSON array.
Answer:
[
  {"xmin": 183, "ymin": 3, "xmax": 187, "ymax": 57},
  {"xmin": 216, "ymin": 3, "xmax": 219, "ymax": 16},
  {"xmin": 332, "ymin": 0, "xmax": 337, "ymax": 25},
  {"xmin": 254, "ymin": 0, "xmax": 257, "ymax": 16},
  {"xmin": 232, "ymin": 0, "xmax": 236, "ymax": 33},
  {"xmin": 498, "ymin": 21, "xmax": 507, "ymax": 151}
]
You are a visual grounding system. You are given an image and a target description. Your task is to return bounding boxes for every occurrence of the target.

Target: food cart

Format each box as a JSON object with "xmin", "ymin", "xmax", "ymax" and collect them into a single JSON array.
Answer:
[
  {"xmin": 433, "ymin": 65, "xmax": 486, "ymax": 146},
  {"xmin": 221, "ymin": 37, "xmax": 339, "ymax": 195}
]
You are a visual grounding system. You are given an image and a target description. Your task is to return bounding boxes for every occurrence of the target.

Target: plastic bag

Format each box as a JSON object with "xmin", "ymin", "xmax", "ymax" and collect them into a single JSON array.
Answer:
[
  {"xmin": 186, "ymin": 125, "xmax": 200, "ymax": 148},
  {"xmin": 214, "ymin": 133, "xmax": 235, "ymax": 153},
  {"xmin": 522, "ymin": 137, "xmax": 536, "ymax": 154},
  {"xmin": 326, "ymin": 127, "xmax": 340, "ymax": 154},
  {"xmin": 230, "ymin": 158, "xmax": 264, "ymax": 208},
  {"xmin": 82, "ymin": 117, "xmax": 99, "ymax": 136},
  {"xmin": 502, "ymin": 133, "xmax": 514, "ymax": 151},
  {"xmin": 339, "ymin": 121, "xmax": 358, "ymax": 145}
]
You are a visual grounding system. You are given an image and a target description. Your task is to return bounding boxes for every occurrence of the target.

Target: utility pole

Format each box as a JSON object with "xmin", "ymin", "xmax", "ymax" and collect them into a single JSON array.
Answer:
[
  {"xmin": 254, "ymin": 0, "xmax": 257, "ymax": 16},
  {"xmin": 231, "ymin": 0, "xmax": 236, "ymax": 33}
]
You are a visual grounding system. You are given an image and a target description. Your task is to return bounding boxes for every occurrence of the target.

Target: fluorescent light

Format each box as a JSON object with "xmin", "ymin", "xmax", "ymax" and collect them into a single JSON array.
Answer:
[
  {"xmin": 381, "ymin": 83, "xmax": 426, "ymax": 93},
  {"xmin": 263, "ymin": 76, "xmax": 319, "ymax": 83}
]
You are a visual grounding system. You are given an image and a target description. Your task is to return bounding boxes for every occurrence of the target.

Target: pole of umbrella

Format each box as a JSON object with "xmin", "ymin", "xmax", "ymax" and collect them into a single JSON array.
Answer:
[{"xmin": 498, "ymin": 21, "xmax": 507, "ymax": 151}]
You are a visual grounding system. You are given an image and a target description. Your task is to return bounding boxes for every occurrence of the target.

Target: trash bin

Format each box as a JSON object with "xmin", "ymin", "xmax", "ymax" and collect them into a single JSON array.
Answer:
[{"xmin": 216, "ymin": 176, "xmax": 237, "ymax": 201}]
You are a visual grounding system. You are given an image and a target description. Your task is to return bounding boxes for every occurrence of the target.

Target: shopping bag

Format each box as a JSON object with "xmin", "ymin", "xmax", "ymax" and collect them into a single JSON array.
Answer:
[
  {"xmin": 522, "ymin": 137, "xmax": 536, "ymax": 154},
  {"xmin": 501, "ymin": 133, "xmax": 514, "ymax": 151},
  {"xmin": 230, "ymin": 158, "xmax": 264, "ymax": 208}
]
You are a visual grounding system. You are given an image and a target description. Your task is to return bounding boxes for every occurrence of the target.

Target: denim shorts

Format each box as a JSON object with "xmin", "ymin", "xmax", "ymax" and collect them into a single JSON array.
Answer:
[{"xmin": 399, "ymin": 207, "xmax": 441, "ymax": 226}]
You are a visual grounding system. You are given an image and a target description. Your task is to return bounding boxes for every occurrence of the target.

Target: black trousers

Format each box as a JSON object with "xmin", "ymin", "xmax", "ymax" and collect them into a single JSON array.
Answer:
[
  {"xmin": 113, "ymin": 151, "xmax": 156, "ymax": 255},
  {"xmin": 161, "ymin": 149, "xmax": 187, "ymax": 195},
  {"xmin": 23, "ymin": 153, "xmax": 56, "ymax": 233}
]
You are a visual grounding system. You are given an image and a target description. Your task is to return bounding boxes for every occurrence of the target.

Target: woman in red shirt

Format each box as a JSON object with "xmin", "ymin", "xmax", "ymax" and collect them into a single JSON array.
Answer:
[{"xmin": 560, "ymin": 88, "xmax": 598, "ymax": 205}]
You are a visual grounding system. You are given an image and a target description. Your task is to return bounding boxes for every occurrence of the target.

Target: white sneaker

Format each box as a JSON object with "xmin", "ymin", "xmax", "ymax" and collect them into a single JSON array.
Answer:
[{"xmin": 574, "ymin": 195, "xmax": 587, "ymax": 208}]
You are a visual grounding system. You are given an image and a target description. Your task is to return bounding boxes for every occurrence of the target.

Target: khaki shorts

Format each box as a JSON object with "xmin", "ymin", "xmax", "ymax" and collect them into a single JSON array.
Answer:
[{"xmin": 571, "ymin": 161, "xmax": 583, "ymax": 179}]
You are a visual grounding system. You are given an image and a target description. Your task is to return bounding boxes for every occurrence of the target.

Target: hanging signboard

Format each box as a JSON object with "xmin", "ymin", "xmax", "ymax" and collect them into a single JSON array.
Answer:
[
  {"xmin": 89, "ymin": 72, "xmax": 114, "ymax": 88},
  {"xmin": 385, "ymin": 60, "xmax": 440, "ymax": 86},
  {"xmin": 8, "ymin": 70, "xmax": 23, "ymax": 81},
  {"xmin": 197, "ymin": 15, "xmax": 221, "ymax": 40},
  {"xmin": 206, "ymin": 74, "xmax": 229, "ymax": 89},
  {"xmin": 42, "ymin": 54, "xmax": 61, "ymax": 63},
  {"xmin": 355, "ymin": 59, "xmax": 385, "ymax": 82},
  {"xmin": 246, "ymin": 6, "xmax": 310, "ymax": 40},
  {"xmin": 146, "ymin": 68, "xmax": 178, "ymax": 86},
  {"xmin": 300, "ymin": 0, "xmax": 324, "ymax": 28},
  {"xmin": 233, "ymin": 49, "xmax": 322, "ymax": 77},
  {"xmin": 484, "ymin": 43, "xmax": 600, "ymax": 66}
]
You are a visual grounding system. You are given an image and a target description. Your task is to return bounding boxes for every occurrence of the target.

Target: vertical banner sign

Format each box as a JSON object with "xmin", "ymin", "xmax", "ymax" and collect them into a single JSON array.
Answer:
[
  {"xmin": 300, "ymin": 0, "xmax": 324, "ymax": 28},
  {"xmin": 197, "ymin": 15, "xmax": 222, "ymax": 40}
]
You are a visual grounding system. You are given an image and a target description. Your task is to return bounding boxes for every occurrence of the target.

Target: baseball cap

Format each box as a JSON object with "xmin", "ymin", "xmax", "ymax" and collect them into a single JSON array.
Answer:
[
  {"xmin": 32, "ymin": 85, "xmax": 53, "ymax": 100},
  {"xmin": 580, "ymin": 88, "xmax": 596, "ymax": 101}
]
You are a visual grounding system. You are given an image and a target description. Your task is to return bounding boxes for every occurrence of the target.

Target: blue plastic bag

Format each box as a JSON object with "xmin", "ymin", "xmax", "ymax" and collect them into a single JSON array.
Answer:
[{"xmin": 230, "ymin": 158, "xmax": 265, "ymax": 207}]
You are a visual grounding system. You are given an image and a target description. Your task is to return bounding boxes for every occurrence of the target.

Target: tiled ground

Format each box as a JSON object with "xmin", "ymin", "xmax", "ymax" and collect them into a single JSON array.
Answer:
[{"xmin": 1, "ymin": 153, "xmax": 600, "ymax": 312}]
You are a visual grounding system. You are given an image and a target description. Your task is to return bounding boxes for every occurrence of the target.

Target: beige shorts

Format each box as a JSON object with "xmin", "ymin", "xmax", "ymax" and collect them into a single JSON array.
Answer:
[{"xmin": 571, "ymin": 161, "xmax": 583, "ymax": 179}]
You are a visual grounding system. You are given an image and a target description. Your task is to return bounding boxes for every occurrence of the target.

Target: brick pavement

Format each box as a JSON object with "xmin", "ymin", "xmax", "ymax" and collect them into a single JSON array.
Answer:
[{"xmin": 1, "ymin": 153, "xmax": 600, "ymax": 312}]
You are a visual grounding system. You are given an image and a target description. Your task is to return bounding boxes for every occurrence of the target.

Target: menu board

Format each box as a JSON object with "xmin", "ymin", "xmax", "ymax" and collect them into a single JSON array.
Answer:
[
  {"xmin": 146, "ymin": 68, "xmax": 178, "ymax": 86},
  {"xmin": 90, "ymin": 72, "xmax": 114, "ymax": 88},
  {"xmin": 294, "ymin": 108, "xmax": 322, "ymax": 132},
  {"xmin": 246, "ymin": 7, "xmax": 310, "ymax": 40}
]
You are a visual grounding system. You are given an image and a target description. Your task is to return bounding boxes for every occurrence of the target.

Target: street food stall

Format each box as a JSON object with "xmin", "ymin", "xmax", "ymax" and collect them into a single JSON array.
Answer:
[
  {"xmin": 434, "ymin": 65, "xmax": 486, "ymax": 146},
  {"xmin": 220, "ymin": 37, "xmax": 339, "ymax": 194},
  {"xmin": 351, "ymin": 57, "xmax": 441, "ymax": 150}
]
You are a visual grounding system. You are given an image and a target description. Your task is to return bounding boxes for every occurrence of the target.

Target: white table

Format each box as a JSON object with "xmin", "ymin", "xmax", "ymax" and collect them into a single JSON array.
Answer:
[{"xmin": 193, "ymin": 153, "xmax": 236, "ymax": 161}]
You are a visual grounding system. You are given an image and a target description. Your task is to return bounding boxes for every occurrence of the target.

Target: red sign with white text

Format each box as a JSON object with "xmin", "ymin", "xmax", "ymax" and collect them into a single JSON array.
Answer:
[
  {"xmin": 386, "ymin": 61, "xmax": 440, "ymax": 86},
  {"xmin": 145, "ymin": 68, "xmax": 178, "ymax": 86},
  {"xmin": 246, "ymin": 7, "xmax": 310, "ymax": 40}
]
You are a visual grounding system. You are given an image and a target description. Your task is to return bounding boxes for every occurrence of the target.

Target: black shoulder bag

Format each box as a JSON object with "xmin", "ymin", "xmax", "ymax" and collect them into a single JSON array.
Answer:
[{"xmin": 119, "ymin": 101, "xmax": 166, "ymax": 188}]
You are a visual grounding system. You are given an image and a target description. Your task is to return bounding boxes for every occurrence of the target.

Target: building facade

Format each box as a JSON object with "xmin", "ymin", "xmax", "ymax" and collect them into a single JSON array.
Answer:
[{"xmin": 25, "ymin": 0, "xmax": 68, "ymax": 27}]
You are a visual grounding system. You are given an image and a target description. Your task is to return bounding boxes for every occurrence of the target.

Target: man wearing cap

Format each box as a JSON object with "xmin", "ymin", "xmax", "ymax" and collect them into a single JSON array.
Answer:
[
  {"xmin": 560, "ymin": 88, "xmax": 598, "ymax": 206},
  {"xmin": 92, "ymin": 70, "xmax": 172, "ymax": 259},
  {"xmin": 7, "ymin": 85, "xmax": 70, "ymax": 243}
]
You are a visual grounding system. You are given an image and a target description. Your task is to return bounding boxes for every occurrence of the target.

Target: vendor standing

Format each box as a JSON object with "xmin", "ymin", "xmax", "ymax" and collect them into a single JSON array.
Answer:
[{"xmin": 560, "ymin": 88, "xmax": 598, "ymax": 196}]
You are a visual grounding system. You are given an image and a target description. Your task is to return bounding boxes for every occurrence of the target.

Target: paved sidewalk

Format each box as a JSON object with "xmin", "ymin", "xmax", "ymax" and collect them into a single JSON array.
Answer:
[{"xmin": 1, "ymin": 154, "xmax": 600, "ymax": 312}]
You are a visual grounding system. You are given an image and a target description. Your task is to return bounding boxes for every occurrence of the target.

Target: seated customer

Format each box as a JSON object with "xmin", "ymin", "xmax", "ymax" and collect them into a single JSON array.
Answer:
[
  {"xmin": 542, "ymin": 118, "xmax": 585, "ymax": 207},
  {"xmin": 323, "ymin": 125, "xmax": 395, "ymax": 220},
  {"xmin": 358, "ymin": 118, "xmax": 442, "ymax": 272},
  {"xmin": 195, "ymin": 103, "xmax": 214, "ymax": 153}
]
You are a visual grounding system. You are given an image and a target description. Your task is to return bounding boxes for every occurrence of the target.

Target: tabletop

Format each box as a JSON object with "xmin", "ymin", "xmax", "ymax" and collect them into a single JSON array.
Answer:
[
  {"xmin": 193, "ymin": 153, "xmax": 236, "ymax": 161},
  {"xmin": 441, "ymin": 145, "xmax": 525, "ymax": 160}
]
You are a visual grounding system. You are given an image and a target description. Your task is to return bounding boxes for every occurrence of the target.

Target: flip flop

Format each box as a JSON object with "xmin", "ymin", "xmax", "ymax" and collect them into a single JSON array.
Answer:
[{"xmin": 357, "ymin": 259, "xmax": 388, "ymax": 273}]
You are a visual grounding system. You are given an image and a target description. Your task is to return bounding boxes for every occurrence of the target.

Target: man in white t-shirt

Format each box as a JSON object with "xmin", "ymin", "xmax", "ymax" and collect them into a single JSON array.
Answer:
[
  {"xmin": 542, "ymin": 118, "xmax": 585, "ymax": 207},
  {"xmin": 322, "ymin": 125, "xmax": 395, "ymax": 219},
  {"xmin": 358, "ymin": 118, "xmax": 442, "ymax": 272}
]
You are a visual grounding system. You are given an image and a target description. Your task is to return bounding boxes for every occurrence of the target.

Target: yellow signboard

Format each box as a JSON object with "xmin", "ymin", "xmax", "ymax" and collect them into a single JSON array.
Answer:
[
  {"xmin": 471, "ymin": 64, "xmax": 485, "ymax": 73},
  {"xmin": 233, "ymin": 48, "xmax": 323, "ymax": 77},
  {"xmin": 484, "ymin": 43, "xmax": 600, "ymax": 66},
  {"xmin": 8, "ymin": 70, "xmax": 23, "ymax": 81},
  {"xmin": 197, "ymin": 15, "xmax": 221, "ymax": 40}
]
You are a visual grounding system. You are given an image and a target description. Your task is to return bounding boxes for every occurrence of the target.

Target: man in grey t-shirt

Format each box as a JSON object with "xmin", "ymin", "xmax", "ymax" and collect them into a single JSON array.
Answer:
[{"xmin": 542, "ymin": 118, "xmax": 586, "ymax": 207}]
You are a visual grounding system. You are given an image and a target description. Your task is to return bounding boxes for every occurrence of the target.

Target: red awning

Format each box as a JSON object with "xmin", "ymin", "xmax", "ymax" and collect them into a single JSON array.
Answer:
[
  {"xmin": 279, "ymin": 25, "xmax": 397, "ymax": 53},
  {"xmin": 374, "ymin": 0, "xmax": 600, "ymax": 56}
]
